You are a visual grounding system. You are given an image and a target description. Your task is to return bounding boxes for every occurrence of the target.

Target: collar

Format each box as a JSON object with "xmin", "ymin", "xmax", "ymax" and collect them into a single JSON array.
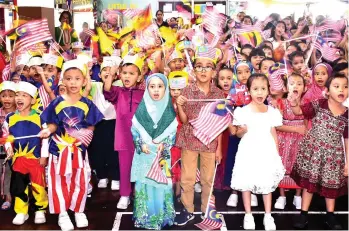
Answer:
[
  {"xmin": 15, "ymin": 109, "xmax": 37, "ymax": 116},
  {"xmin": 190, "ymin": 82, "xmax": 217, "ymax": 94}
]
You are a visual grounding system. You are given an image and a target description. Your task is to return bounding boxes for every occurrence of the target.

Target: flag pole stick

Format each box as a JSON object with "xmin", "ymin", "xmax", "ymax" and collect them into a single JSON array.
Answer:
[
  {"xmin": 305, "ymin": 32, "xmax": 319, "ymax": 66},
  {"xmin": 203, "ymin": 163, "xmax": 218, "ymax": 218}
]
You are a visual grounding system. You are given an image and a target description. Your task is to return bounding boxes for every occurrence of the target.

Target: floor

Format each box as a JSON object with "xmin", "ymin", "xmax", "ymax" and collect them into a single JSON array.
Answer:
[{"xmin": 0, "ymin": 182, "xmax": 348, "ymax": 230}]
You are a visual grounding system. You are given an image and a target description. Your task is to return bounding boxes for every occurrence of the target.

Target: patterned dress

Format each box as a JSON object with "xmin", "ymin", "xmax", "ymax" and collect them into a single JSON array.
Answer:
[
  {"xmin": 291, "ymin": 99, "xmax": 348, "ymax": 199},
  {"xmin": 277, "ymin": 99, "xmax": 304, "ymax": 189}
]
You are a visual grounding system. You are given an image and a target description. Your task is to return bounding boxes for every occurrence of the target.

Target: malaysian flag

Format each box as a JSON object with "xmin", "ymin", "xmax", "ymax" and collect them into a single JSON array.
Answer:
[
  {"xmin": 136, "ymin": 24, "xmax": 158, "ymax": 49},
  {"xmin": 195, "ymin": 196, "xmax": 222, "ymax": 230},
  {"xmin": 312, "ymin": 19, "xmax": 346, "ymax": 33},
  {"xmin": 314, "ymin": 36, "xmax": 340, "ymax": 62},
  {"xmin": 66, "ymin": 128, "xmax": 94, "ymax": 147},
  {"xmin": 38, "ymin": 85, "xmax": 51, "ymax": 110},
  {"xmin": 1, "ymin": 64, "xmax": 10, "ymax": 81},
  {"xmin": 268, "ymin": 63, "xmax": 287, "ymax": 92},
  {"xmin": 122, "ymin": 8, "xmax": 144, "ymax": 19},
  {"xmin": 190, "ymin": 100, "xmax": 232, "ymax": 146},
  {"xmin": 176, "ymin": 4, "xmax": 192, "ymax": 21},
  {"xmin": 234, "ymin": 24, "xmax": 262, "ymax": 34},
  {"xmin": 12, "ymin": 19, "xmax": 52, "ymax": 52},
  {"xmin": 202, "ymin": 6, "xmax": 227, "ymax": 36},
  {"xmin": 48, "ymin": 40, "xmax": 62, "ymax": 53},
  {"xmin": 146, "ymin": 151, "xmax": 168, "ymax": 184}
]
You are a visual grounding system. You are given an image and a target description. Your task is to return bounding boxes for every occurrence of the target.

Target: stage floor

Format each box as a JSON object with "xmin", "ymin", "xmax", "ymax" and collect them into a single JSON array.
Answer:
[{"xmin": 0, "ymin": 183, "xmax": 348, "ymax": 230}]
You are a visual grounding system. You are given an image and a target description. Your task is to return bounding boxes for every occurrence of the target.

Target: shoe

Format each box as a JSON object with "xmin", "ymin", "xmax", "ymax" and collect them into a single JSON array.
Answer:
[
  {"xmin": 293, "ymin": 196, "xmax": 302, "ymax": 210},
  {"xmin": 98, "ymin": 179, "xmax": 108, "ymax": 188},
  {"xmin": 174, "ymin": 208, "xmax": 195, "ymax": 226},
  {"xmin": 75, "ymin": 212, "xmax": 89, "ymax": 228},
  {"xmin": 243, "ymin": 213, "xmax": 255, "ymax": 230},
  {"xmin": 263, "ymin": 214, "xmax": 276, "ymax": 231},
  {"xmin": 194, "ymin": 183, "xmax": 202, "ymax": 193},
  {"xmin": 251, "ymin": 194, "xmax": 258, "ymax": 207},
  {"xmin": 12, "ymin": 213, "xmax": 29, "ymax": 225},
  {"xmin": 58, "ymin": 212, "xmax": 74, "ymax": 231},
  {"xmin": 325, "ymin": 215, "xmax": 342, "ymax": 230},
  {"xmin": 293, "ymin": 214, "xmax": 308, "ymax": 229},
  {"xmin": 111, "ymin": 180, "xmax": 120, "ymax": 191},
  {"xmin": 201, "ymin": 212, "xmax": 206, "ymax": 220},
  {"xmin": 34, "ymin": 211, "xmax": 46, "ymax": 224},
  {"xmin": 274, "ymin": 196, "xmax": 287, "ymax": 209},
  {"xmin": 117, "ymin": 196, "xmax": 130, "ymax": 209},
  {"xmin": 227, "ymin": 194, "xmax": 238, "ymax": 207}
]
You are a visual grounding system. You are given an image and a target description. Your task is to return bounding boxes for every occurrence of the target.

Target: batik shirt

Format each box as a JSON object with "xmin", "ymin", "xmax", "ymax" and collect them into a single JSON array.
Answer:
[{"xmin": 41, "ymin": 96, "xmax": 104, "ymax": 159}]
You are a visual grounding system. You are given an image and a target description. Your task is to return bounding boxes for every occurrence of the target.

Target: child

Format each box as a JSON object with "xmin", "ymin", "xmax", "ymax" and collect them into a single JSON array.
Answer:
[
  {"xmin": 259, "ymin": 58, "xmax": 275, "ymax": 75},
  {"xmin": 289, "ymin": 51, "xmax": 311, "ymax": 84},
  {"xmin": 168, "ymin": 71, "xmax": 189, "ymax": 200},
  {"xmin": 274, "ymin": 73, "xmax": 307, "ymax": 210},
  {"xmin": 230, "ymin": 73, "xmax": 285, "ymax": 230},
  {"xmin": 131, "ymin": 73, "xmax": 177, "ymax": 229},
  {"xmin": 27, "ymin": 56, "xmax": 44, "ymax": 88},
  {"xmin": 40, "ymin": 60, "xmax": 104, "ymax": 230},
  {"xmin": 167, "ymin": 50, "xmax": 185, "ymax": 72},
  {"xmin": 290, "ymin": 73, "xmax": 348, "ymax": 230},
  {"xmin": 3, "ymin": 82, "xmax": 49, "ymax": 225},
  {"xmin": 215, "ymin": 67, "xmax": 234, "ymax": 190},
  {"xmin": 0, "ymin": 81, "xmax": 16, "ymax": 211},
  {"xmin": 103, "ymin": 54, "xmax": 145, "ymax": 209},
  {"xmin": 86, "ymin": 61, "xmax": 120, "ymax": 190},
  {"xmin": 261, "ymin": 45, "xmax": 273, "ymax": 59},
  {"xmin": 174, "ymin": 46, "xmax": 224, "ymax": 226},
  {"xmin": 248, "ymin": 48, "xmax": 265, "ymax": 73}
]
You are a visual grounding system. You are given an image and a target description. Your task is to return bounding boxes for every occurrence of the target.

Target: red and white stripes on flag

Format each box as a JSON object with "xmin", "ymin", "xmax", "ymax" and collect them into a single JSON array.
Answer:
[
  {"xmin": 268, "ymin": 67, "xmax": 286, "ymax": 91},
  {"xmin": 312, "ymin": 19, "xmax": 346, "ymax": 33},
  {"xmin": 84, "ymin": 29, "xmax": 96, "ymax": 37},
  {"xmin": 136, "ymin": 24, "xmax": 158, "ymax": 49},
  {"xmin": 14, "ymin": 19, "xmax": 53, "ymax": 52},
  {"xmin": 38, "ymin": 85, "xmax": 51, "ymax": 110},
  {"xmin": 202, "ymin": 6, "xmax": 227, "ymax": 36},
  {"xmin": 66, "ymin": 128, "xmax": 94, "ymax": 147},
  {"xmin": 314, "ymin": 40, "xmax": 340, "ymax": 62},
  {"xmin": 234, "ymin": 24, "xmax": 262, "ymax": 34},
  {"xmin": 190, "ymin": 101, "xmax": 232, "ymax": 146},
  {"xmin": 49, "ymin": 40, "xmax": 62, "ymax": 53},
  {"xmin": 1, "ymin": 64, "xmax": 10, "ymax": 81},
  {"xmin": 195, "ymin": 196, "xmax": 222, "ymax": 230},
  {"xmin": 146, "ymin": 151, "xmax": 168, "ymax": 184},
  {"xmin": 122, "ymin": 8, "xmax": 144, "ymax": 19}
]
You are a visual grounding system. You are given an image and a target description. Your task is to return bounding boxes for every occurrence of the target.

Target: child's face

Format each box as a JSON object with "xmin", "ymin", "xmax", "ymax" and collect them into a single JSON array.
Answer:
[
  {"xmin": 236, "ymin": 65, "xmax": 251, "ymax": 85},
  {"xmin": 242, "ymin": 17, "xmax": 252, "ymax": 25},
  {"xmin": 59, "ymin": 85, "xmax": 67, "ymax": 95},
  {"xmin": 168, "ymin": 58, "xmax": 185, "ymax": 71},
  {"xmin": 73, "ymin": 48, "xmax": 82, "ymax": 54},
  {"xmin": 249, "ymin": 77, "xmax": 269, "ymax": 105},
  {"xmin": 148, "ymin": 77, "xmax": 166, "ymax": 101},
  {"xmin": 11, "ymin": 75, "xmax": 20, "ymax": 83},
  {"xmin": 100, "ymin": 67, "xmax": 117, "ymax": 81},
  {"xmin": 275, "ymin": 23, "xmax": 286, "ymax": 37},
  {"xmin": 120, "ymin": 64, "xmax": 141, "ymax": 88},
  {"xmin": 291, "ymin": 56, "xmax": 305, "ymax": 73},
  {"xmin": 194, "ymin": 59, "xmax": 216, "ymax": 84},
  {"xmin": 0, "ymin": 90, "xmax": 15, "ymax": 110},
  {"xmin": 251, "ymin": 55, "xmax": 265, "ymax": 71},
  {"xmin": 263, "ymin": 48, "xmax": 273, "ymax": 59},
  {"xmin": 22, "ymin": 66, "xmax": 30, "ymax": 78},
  {"xmin": 284, "ymin": 19, "xmax": 292, "ymax": 30},
  {"xmin": 287, "ymin": 75, "xmax": 305, "ymax": 99},
  {"xmin": 260, "ymin": 60, "xmax": 275, "ymax": 75},
  {"xmin": 63, "ymin": 69, "xmax": 86, "ymax": 95},
  {"xmin": 15, "ymin": 91, "xmax": 35, "ymax": 112},
  {"xmin": 298, "ymin": 42, "xmax": 307, "ymax": 52},
  {"xmin": 241, "ymin": 48, "xmax": 252, "ymax": 57},
  {"xmin": 286, "ymin": 45, "xmax": 297, "ymax": 57},
  {"xmin": 44, "ymin": 65, "xmax": 59, "ymax": 79},
  {"xmin": 314, "ymin": 65, "xmax": 329, "ymax": 88},
  {"xmin": 29, "ymin": 66, "xmax": 42, "ymax": 83},
  {"xmin": 170, "ymin": 88, "xmax": 181, "ymax": 99},
  {"xmin": 328, "ymin": 77, "xmax": 348, "ymax": 103},
  {"xmin": 218, "ymin": 70, "xmax": 234, "ymax": 92}
]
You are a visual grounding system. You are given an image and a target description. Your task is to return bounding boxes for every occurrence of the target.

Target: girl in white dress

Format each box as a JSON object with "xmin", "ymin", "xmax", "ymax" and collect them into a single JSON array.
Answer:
[{"xmin": 230, "ymin": 73, "xmax": 285, "ymax": 231}]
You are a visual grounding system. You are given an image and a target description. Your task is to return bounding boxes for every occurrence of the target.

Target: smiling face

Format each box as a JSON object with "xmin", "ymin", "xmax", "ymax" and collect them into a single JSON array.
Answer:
[
  {"xmin": 62, "ymin": 68, "xmax": 86, "ymax": 95},
  {"xmin": 0, "ymin": 90, "xmax": 15, "ymax": 110},
  {"xmin": 287, "ymin": 75, "xmax": 305, "ymax": 99},
  {"xmin": 15, "ymin": 91, "xmax": 35, "ymax": 113},
  {"xmin": 120, "ymin": 64, "xmax": 141, "ymax": 88},
  {"xmin": 314, "ymin": 65, "xmax": 329, "ymax": 88},
  {"xmin": 218, "ymin": 69, "xmax": 234, "ymax": 92},
  {"xmin": 148, "ymin": 77, "xmax": 166, "ymax": 101},
  {"xmin": 328, "ymin": 77, "xmax": 348, "ymax": 103},
  {"xmin": 248, "ymin": 77, "xmax": 269, "ymax": 105}
]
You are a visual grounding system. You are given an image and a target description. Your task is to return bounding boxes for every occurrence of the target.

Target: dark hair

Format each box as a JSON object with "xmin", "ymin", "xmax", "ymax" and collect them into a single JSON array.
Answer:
[
  {"xmin": 332, "ymin": 58, "xmax": 347, "ymax": 66},
  {"xmin": 287, "ymin": 42, "xmax": 302, "ymax": 52},
  {"xmin": 259, "ymin": 41, "xmax": 273, "ymax": 49},
  {"xmin": 332, "ymin": 63, "xmax": 348, "ymax": 73},
  {"xmin": 121, "ymin": 63, "xmax": 141, "ymax": 75},
  {"xmin": 243, "ymin": 15, "xmax": 254, "ymax": 25},
  {"xmin": 215, "ymin": 66, "xmax": 234, "ymax": 89},
  {"xmin": 246, "ymin": 73, "xmax": 269, "ymax": 91},
  {"xmin": 288, "ymin": 51, "xmax": 304, "ymax": 63},
  {"xmin": 248, "ymin": 48, "xmax": 265, "ymax": 61},
  {"xmin": 325, "ymin": 72, "xmax": 348, "ymax": 89},
  {"xmin": 156, "ymin": 10, "xmax": 163, "ymax": 16},
  {"xmin": 259, "ymin": 57, "xmax": 274, "ymax": 70},
  {"xmin": 288, "ymin": 72, "xmax": 306, "ymax": 87},
  {"xmin": 270, "ymin": 21, "xmax": 287, "ymax": 41},
  {"xmin": 43, "ymin": 64, "xmax": 62, "ymax": 73},
  {"xmin": 241, "ymin": 44, "xmax": 254, "ymax": 54},
  {"xmin": 261, "ymin": 45, "xmax": 273, "ymax": 54},
  {"xmin": 193, "ymin": 59, "xmax": 216, "ymax": 69},
  {"xmin": 59, "ymin": 11, "xmax": 72, "ymax": 24}
]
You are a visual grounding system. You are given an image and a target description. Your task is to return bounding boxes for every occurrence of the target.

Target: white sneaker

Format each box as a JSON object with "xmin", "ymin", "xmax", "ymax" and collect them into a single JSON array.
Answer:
[
  {"xmin": 293, "ymin": 196, "xmax": 302, "ymax": 210},
  {"xmin": 194, "ymin": 183, "xmax": 202, "ymax": 193},
  {"xmin": 117, "ymin": 196, "xmax": 130, "ymax": 209},
  {"xmin": 98, "ymin": 179, "xmax": 108, "ymax": 188},
  {"xmin": 58, "ymin": 212, "xmax": 74, "ymax": 231},
  {"xmin": 226, "ymin": 194, "xmax": 238, "ymax": 207},
  {"xmin": 251, "ymin": 194, "xmax": 258, "ymax": 207},
  {"xmin": 274, "ymin": 196, "xmax": 286, "ymax": 209},
  {"xmin": 75, "ymin": 212, "xmax": 89, "ymax": 228},
  {"xmin": 34, "ymin": 211, "xmax": 46, "ymax": 224},
  {"xmin": 243, "ymin": 213, "xmax": 255, "ymax": 230},
  {"xmin": 12, "ymin": 213, "xmax": 29, "ymax": 225},
  {"xmin": 263, "ymin": 214, "xmax": 276, "ymax": 231},
  {"xmin": 111, "ymin": 180, "xmax": 120, "ymax": 191}
]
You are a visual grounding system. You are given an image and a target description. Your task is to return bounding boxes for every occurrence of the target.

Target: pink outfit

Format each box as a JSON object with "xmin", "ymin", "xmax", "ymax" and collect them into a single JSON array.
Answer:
[{"xmin": 103, "ymin": 86, "xmax": 144, "ymax": 196}]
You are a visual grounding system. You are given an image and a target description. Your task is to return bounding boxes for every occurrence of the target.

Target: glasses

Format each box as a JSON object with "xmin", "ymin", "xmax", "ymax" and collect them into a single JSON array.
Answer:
[{"xmin": 194, "ymin": 66, "xmax": 214, "ymax": 72}]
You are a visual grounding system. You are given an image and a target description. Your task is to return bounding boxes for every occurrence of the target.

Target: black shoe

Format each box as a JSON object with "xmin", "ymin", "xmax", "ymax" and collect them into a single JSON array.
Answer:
[
  {"xmin": 200, "ymin": 213, "xmax": 205, "ymax": 220},
  {"xmin": 174, "ymin": 208, "xmax": 194, "ymax": 226},
  {"xmin": 293, "ymin": 214, "xmax": 308, "ymax": 229},
  {"xmin": 325, "ymin": 215, "xmax": 342, "ymax": 230}
]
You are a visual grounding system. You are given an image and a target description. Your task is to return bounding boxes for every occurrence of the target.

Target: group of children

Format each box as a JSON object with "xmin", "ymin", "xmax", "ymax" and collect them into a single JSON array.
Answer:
[{"xmin": 0, "ymin": 11, "xmax": 348, "ymax": 231}]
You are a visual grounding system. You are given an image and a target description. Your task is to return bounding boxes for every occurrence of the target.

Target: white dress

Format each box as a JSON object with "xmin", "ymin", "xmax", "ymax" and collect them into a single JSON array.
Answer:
[{"xmin": 230, "ymin": 105, "xmax": 285, "ymax": 194}]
